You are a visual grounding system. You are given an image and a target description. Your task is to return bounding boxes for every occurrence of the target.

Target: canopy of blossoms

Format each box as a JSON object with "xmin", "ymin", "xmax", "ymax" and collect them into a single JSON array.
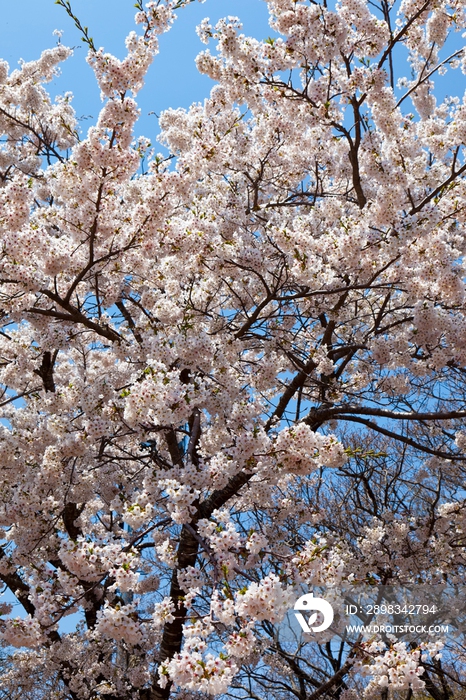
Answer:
[{"xmin": 0, "ymin": 0, "xmax": 466, "ymax": 698}]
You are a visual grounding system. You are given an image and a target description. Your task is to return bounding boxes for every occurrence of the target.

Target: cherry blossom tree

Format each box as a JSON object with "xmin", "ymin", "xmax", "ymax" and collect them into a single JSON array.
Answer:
[{"xmin": 1, "ymin": 0, "xmax": 466, "ymax": 697}]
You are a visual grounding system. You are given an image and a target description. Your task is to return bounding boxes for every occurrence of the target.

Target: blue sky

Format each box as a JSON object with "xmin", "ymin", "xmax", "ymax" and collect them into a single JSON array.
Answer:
[{"xmin": 0, "ymin": 0, "xmax": 271, "ymax": 142}]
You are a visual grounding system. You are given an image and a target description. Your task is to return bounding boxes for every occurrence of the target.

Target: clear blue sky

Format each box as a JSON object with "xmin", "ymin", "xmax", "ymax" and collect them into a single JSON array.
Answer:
[{"xmin": 0, "ymin": 0, "xmax": 270, "ymax": 141}]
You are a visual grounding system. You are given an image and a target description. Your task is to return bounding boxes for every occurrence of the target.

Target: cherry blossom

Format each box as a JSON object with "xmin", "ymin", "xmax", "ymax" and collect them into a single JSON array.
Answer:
[{"xmin": 0, "ymin": 0, "xmax": 465, "ymax": 697}]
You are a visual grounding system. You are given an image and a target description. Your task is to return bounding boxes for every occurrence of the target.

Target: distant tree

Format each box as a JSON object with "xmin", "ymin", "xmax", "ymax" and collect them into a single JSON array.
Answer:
[{"xmin": 0, "ymin": 0, "xmax": 466, "ymax": 698}]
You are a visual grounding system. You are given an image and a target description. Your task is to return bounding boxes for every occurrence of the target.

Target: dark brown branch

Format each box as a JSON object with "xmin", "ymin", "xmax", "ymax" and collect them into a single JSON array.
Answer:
[
  {"xmin": 62, "ymin": 502, "xmax": 84, "ymax": 541},
  {"xmin": 327, "ymin": 414, "xmax": 466, "ymax": 460},
  {"xmin": 0, "ymin": 386, "xmax": 42, "ymax": 407},
  {"xmin": 266, "ymin": 358, "xmax": 317, "ymax": 430},
  {"xmin": 187, "ymin": 408, "xmax": 201, "ymax": 464},
  {"xmin": 152, "ymin": 525, "xmax": 200, "ymax": 699},
  {"xmin": 409, "ymin": 162, "xmax": 466, "ymax": 215},
  {"xmin": 0, "ymin": 547, "xmax": 35, "ymax": 616},
  {"xmin": 28, "ymin": 299, "xmax": 121, "ymax": 343},
  {"xmin": 305, "ymin": 405, "xmax": 466, "ymax": 423},
  {"xmin": 116, "ymin": 300, "xmax": 143, "ymax": 344},
  {"xmin": 164, "ymin": 429, "xmax": 184, "ymax": 467},
  {"xmin": 33, "ymin": 350, "xmax": 58, "ymax": 393}
]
